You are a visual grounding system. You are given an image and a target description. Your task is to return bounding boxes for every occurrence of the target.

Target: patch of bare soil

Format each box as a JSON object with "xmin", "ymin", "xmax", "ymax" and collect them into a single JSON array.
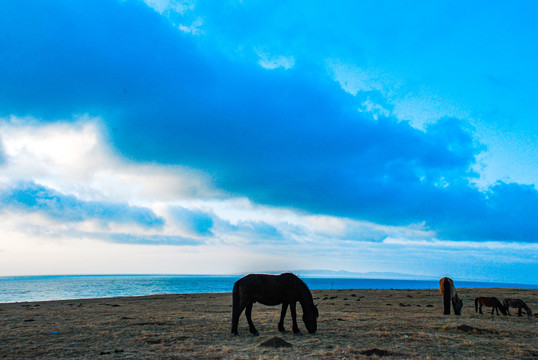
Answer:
[{"xmin": 0, "ymin": 288, "xmax": 536, "ymax": 359}]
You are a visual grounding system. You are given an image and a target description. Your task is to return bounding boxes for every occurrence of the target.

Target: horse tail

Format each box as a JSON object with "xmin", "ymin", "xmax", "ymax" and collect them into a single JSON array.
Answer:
[
  {"xmin": 442, "ymin": 278, "xmax": 451, "ymax": 315},
  {"xmin": 232, "ymin": 281, "xmax": 240, "ymax": 313},
  {"xmin": 231, "ymin": 281, "xmax": 241, "ymax": 334},
  {"xmin": 474, "ymin": 298, "xmax": 479, "ymax": 313}
]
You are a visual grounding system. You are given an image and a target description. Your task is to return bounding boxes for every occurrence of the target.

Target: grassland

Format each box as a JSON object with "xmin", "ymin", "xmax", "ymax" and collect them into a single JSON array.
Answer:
[{"xmin": 0, "ymin": 288, "xmax": 536, "ymax": 359}]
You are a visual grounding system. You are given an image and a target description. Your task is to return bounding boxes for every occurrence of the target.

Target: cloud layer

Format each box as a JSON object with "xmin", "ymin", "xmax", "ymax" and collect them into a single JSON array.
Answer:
[
  {"xmin": 0, "ymin": 181, "xmax": 164, "ymax": 227},
  {"xmin": 1, "ymin": 0, "xmax": 537, "ymax": 244},
  {"xmin": 0, "ymin": 0, "xmax": 537, "ymax": 286}
]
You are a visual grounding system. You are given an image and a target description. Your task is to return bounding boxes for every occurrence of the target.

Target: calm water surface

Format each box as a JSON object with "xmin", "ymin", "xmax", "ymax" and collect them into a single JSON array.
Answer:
[{"xmin": 0, "ymin": 275, "xmax": 536, "ymax": 303}]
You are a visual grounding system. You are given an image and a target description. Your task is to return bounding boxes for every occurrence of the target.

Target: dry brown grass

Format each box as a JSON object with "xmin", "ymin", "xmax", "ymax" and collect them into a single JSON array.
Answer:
[{"xmin": 0, "ymin": 288, "xmax": 536, "ymax": 359}]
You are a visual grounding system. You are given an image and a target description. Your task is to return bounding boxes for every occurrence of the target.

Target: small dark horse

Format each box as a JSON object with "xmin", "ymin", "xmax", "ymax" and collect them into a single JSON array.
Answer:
[
  {"xmin": 503, "ymin": 298, "xmax": 533, "ymax": 317},
  {"xmin": 475, "ymin": 297, "xmax": 508, "ymax": 315},
  {"xmin": 231, "ymin": 273, "xmax": 318, "ymax": 336},
  {"xmin": 439, "ymin": 277, "xmax": 463, "ymax": 315}
]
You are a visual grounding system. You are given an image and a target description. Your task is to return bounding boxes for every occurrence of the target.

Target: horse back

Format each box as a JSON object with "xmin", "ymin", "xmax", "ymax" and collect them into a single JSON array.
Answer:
[
  {"xmin": 234, "ymin": 273, "xmax": 300, "ymax": 306},
  {"xmin": 439, "ymin": 277, "xmax": 454, "ymax": 297},
  {"xmin": 477, "ymin": 296, "xmax": 502, "ymax": 307}
]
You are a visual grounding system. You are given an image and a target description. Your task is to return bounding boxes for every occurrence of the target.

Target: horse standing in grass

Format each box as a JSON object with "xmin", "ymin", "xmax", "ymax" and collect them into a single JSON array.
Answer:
[
  {"xmin": 475, "ymin": 297, "xmax": 508, "ymax": 315},
  {"xmin": 439, "ymin": 277, "xmax": 463, "ymax": 315},
  {"xmin": 231, "ymin": 273, "xmax": 318, "ymax": 336},
  {"xmin": 503, "ymin": 298, "xmax": 533, "ymax": 317}
]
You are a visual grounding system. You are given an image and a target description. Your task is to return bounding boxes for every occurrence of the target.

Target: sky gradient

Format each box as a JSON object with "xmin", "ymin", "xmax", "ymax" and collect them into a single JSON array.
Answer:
[{"xmin": 0, "ymin": 0, "xmax": 537, "ymax": 283}]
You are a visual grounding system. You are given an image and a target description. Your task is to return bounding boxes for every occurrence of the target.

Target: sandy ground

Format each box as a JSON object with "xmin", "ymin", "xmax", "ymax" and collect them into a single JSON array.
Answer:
[{"xmin": 0, "ymin": 287, "xmax": 536, "ymax": 359}]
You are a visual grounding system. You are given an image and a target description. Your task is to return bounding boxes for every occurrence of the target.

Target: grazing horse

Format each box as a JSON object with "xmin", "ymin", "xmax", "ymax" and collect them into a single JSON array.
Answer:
[
  {"xmin": 231, "ymin": 273, "xmax": 319, "ymax": 336},
  {"xmin": 439, "ymin": 277, "xmax": 463, "ymax": 315},
  {"xmin": 503, "ymin": 298, "xmax": 533, "ymax": 317},
  {"xmin": 475, "ymin": 297, "xmax": 508, "ymax": 315}
]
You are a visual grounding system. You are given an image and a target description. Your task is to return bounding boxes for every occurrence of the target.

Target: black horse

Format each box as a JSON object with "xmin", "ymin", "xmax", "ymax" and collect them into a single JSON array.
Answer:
[{"xmin": 231, "ymin": 273, "xmax": 318, "ymax": 336}]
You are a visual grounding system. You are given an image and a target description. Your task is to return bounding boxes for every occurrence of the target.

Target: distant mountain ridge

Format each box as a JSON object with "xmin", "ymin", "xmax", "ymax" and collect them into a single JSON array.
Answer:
[{"xmin": 265, "ymin": 269, "xmax": 437, "ymax": 280}]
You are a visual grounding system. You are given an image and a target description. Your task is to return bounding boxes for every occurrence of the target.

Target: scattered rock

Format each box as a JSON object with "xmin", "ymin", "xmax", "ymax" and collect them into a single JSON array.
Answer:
[
  {"xmin": 259, "ymin": 337, "xmax": 292, "ymax": 348},
  {"xmin": 100, "ymin": 303, "xmax": 120, "ymax": 307},
  {"xmin": 457, "ymin": 324, "xmax": 497, "ymax": 335},
  {"xmin": 99, "ymin": 349, "xmax": 124, "ymax": 355},
  {"xmin": 145, "ymin": 339, "xmax": 162, "ymax": 344},
  {"xmin": 360, "ymin": 348, "xmax": 400, "ymax": 357},
  {"xmin": 407, "ymin": 295, "xmax": 413, "ymax": 298},
  {"xmin": 426, "ymin": 304, "xmax": 434, "ymax": 308},
  {"xmin": 386, "ymin": 303, "xmax": 392, "ymax": 306}
]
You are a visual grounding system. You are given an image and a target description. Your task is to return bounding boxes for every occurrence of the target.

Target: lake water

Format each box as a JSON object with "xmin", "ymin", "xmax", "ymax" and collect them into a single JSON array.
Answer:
[{"xmin": 0, "ymin": 275, "xmax": 536, "ymax": 303}]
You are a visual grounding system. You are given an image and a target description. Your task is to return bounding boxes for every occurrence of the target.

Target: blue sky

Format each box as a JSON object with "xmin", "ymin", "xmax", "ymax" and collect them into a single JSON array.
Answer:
[{"xmin": 0, "ymin": 0, "xmax": 536, "ymax": 283}]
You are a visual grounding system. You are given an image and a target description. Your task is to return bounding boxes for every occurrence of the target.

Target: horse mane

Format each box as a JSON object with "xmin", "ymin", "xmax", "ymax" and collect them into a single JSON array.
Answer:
[
  {"xmin": 289, "ymin": 274, "xmax": 313, "ymax": 301},
  {"xmin": 442, "ymin": 278, "xmax": 452, "ymax": 313},
  {"xmin": 287, "ymin": 273, "xmax": 316, "ymax": 313}
]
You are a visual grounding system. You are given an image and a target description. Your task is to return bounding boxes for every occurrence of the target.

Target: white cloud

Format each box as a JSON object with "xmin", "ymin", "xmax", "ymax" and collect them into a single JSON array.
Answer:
[
  {"xmin": 256, "ymin": 50, "xmax": 295, "ymax": 70},
  {"xmin": 142, "ymin": 0, "xmax": 195, "ymax": 15},
  {"xmin": 326, "ymin": 60, "xmax": 395, "ymax": 96},
  {"xmin": 0, "ymin": 116, "xmax": 216, "ymax": 203},
  {"xmin": 178, "ymin": 17, "xmax": 203, "ymax": 34}
]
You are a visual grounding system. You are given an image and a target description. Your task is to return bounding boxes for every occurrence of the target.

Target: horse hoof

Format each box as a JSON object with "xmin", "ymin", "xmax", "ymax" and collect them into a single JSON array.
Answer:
[{"xmin": 252, "ymin": 332, "xmax": 260, "ymax": 336}]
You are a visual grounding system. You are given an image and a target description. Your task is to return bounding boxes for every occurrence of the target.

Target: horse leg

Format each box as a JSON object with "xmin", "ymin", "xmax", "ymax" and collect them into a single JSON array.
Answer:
[
  {"xmin": 290, "ymin": 302, "xmax": 301, "ymax": 334},
  {"xmin": 479, "ymin": 304, "xmax": 483, "ymax": 314},
  {"xmin": 245, "ymin": 302, "xmax": 259, "ymax": 336},
  {"xmin": 518, "ymin": 306, "xmax": 523, "ymax": 317},
  {"xmin": 278, "ymin": 303, "xmax": 288, "ymax": 333},
  {"xmin": 231, "ymin": 299, "xmax": 245, "ymax": 335}
]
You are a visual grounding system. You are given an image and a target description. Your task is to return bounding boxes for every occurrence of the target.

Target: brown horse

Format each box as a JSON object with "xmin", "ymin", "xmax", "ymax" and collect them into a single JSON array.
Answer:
[
  {"xmin": 475, "ymin": 297, "xmax": 508, "ymax": 315},
  {"xmin": 439, "ymin": 277, "xmax": 463, "ymax": 315},
  {"xmin": 231, "ymin": 273, "xmax": 318, "ymax": 336},
  {"xmin": 503, "ymin": 298, "xmax": 533, "ymax": 317}
]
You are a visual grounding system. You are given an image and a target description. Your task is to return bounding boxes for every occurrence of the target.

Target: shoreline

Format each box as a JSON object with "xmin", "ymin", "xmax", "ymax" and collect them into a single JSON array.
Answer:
[
  {"xmin": 2, "ymin": 274, "xmax": 537, "ymax": 305},
  {"xmin": 1, "ymin": 288, "xmax": 536, "ymax": 359}
]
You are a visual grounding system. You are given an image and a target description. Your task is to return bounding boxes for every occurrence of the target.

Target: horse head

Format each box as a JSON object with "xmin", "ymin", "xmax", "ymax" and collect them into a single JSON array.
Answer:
[
  {"xmin": 302, "ymin": 304, "xmax": 318, "ymax": 333},
  {"xmin": 453, "ymin": 296, "xmax": 463, "ymax": 315}
]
